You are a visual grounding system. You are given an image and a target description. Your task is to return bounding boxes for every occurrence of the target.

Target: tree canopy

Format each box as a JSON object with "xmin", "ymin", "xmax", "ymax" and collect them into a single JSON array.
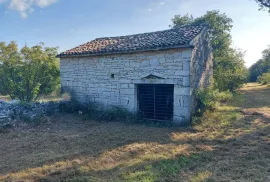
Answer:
[
  {"xmin": 249, "ymin": 46, "xmax": 270, "ymax": 82},
  {"xmin": 0, "ymin": 41, "xmax": 60, "ymax": 102},
  {"xmin": 171, "ymin": 10, "xmax": 248, "ymax": 92},
  {"xmin": 255, "ymin": 0, "xmax": 270, "ymax": 11}
]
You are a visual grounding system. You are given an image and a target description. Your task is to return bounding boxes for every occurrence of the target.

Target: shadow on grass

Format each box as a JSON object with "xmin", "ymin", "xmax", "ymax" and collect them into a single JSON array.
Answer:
[
  {"xmin": 1, "ymin": 111, "xmax": 269, "ymax": 182},
  {"xmin": 1, "ymin": 83, "xmax": 270, "ymax": 181}
]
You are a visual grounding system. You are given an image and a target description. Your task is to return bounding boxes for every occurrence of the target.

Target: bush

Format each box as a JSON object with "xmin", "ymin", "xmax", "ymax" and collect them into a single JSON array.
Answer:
[
  {"xmin": 257, "ymin": 72, "xmax": 270, "ymax": 85},
  {"xmin": 196, "ymin": 88, "xmax": 232, "ymax": 115}
]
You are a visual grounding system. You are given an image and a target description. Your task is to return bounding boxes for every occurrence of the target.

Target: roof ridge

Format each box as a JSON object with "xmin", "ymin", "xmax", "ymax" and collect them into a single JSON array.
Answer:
[
  {"xmin": 57, "ymin": 24, "xmax": 208, "ymax": 58},
  {"xmin": 95, "ymin": 24, "xmax": 207, "ymax": 40}
]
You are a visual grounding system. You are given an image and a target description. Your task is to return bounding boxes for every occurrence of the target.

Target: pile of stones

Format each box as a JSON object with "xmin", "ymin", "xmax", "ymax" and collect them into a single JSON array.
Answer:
[{"xmin": 0, "ymin": 100, "xmax": 61, "ymax": 128}]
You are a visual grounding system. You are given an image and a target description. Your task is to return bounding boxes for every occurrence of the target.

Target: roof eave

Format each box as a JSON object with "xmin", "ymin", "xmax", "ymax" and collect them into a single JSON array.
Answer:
[{"xmin": 56, "ymin": 44, "xmax": 195, "ymax": 58}]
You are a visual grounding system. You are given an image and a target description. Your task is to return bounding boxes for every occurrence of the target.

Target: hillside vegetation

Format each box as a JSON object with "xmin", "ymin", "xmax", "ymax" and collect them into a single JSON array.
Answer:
[{"xmin": 0, "ymin": 83, "xmax": 269, "ymax": 182}]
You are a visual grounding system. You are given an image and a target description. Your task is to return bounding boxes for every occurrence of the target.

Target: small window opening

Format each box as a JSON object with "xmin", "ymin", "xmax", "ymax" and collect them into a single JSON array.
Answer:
[{"xmin": 111, "ymin": 74, "xmax": 115, "ymax": 78}]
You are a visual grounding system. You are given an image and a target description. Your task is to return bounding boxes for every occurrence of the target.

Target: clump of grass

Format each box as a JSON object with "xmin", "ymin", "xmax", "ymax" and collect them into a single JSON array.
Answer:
[
  {"xmin": 190, "ymin": 171, "xmax": 214, "ymax": 182},
  {"xmin": 122, "ymin": 165, "xmax": 158, "ymax": 182},
  {"xmin": 123, "ymin": 154, "xmax": 201, "ymax": 181},
  {"xmin": 195, "ymin": 88, "xmax": 232, "ymax": 116}
]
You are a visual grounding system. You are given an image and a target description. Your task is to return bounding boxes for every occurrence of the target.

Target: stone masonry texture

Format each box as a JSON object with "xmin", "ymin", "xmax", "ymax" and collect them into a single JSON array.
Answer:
[{"xmin": 60, "ymin": 27, "xmax": 213, "ymax": 125}]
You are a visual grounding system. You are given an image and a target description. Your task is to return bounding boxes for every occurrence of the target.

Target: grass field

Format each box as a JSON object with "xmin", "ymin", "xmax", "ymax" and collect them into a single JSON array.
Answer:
[
  {"xmin": 0, "ymin": 83, "xmax": 269, "ymax": 182},
  {"xmin": 0, "ymin": 95, "xmax": 61, "ymax": 102}
]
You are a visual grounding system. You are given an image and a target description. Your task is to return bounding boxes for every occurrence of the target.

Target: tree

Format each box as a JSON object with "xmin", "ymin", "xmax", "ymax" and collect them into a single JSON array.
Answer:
[
  {"xmin": 171, "ymin": 11, "xmax": 233, "ymax": 52},
  {"xmin": 214, "ymin": 49, "xmax": 248, "ymax": 91},
  {"xmin": 255, "ymin": 0, "xmax": 270, "ymax": 12},
  {"xmin": 0, "ymin": 41, "xmax": 60, "ymax": 102},
  {"xmin": 170, "ymin": 14, "xmax": 194, "ymax": 27},
  {"xmin": 171, "ymin": 10, "xmax": 248, "ymax": 92},
  {"xmin": 257, "ymin": 72, "xmax": 270, "ymax": 84},
  {"xmin": 249, "ymin": 46, "xmax": 270, "ymax": 82}
]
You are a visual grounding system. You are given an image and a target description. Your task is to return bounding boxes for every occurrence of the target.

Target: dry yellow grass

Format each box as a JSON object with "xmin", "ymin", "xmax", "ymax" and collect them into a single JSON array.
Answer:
[
  {"xmin": 0, "ymin": 83, "xmax": 269, "ymax": 182},
  {"xmin": 0, "ymin": 95, "xmax": 10, "ymax": 102}
]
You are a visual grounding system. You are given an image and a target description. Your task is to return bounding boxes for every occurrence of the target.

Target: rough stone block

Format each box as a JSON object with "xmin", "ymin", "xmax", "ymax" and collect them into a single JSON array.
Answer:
[
  {"xmin": 128, "ymin": 84, "xmax": 135, "ymax": 89},
  {"xmin": 159, "ymin": 58, "xmax": 166, "ymax": 64},
  {"xmin": 130, "ymin": 62, "xmax": 140, "ymax": 67},
  {"xmin": 174, "ymin": 87, "xmax": 190, "ymax": 96},
  {"xmin": 140, "ymin": 60, "xmax": 150, "ymax": 67},
  {"xmin": 183, "ymin": 61, "xmax": 190, "ymax": 70},
  {"xmin": 150, "ymin": 58, "xmax": 160, "ymax": 67},
  {"xmin": 120, "ymin": 88, "xmax": 135, "ymax": 95},
  {"xmin": 183, "ymin": 77, "xmax": 190, "ymax": 87},
  {"xmin": 121, "ymin": 84, "xmax": 129, "ymax": 89},
  {"xmin": 174, "ymin": 107, "xmax": 190, "ymax": 117},
  {"xmin": 175, "ymin": 70, "xmax": 190, "ymax": 76},
  {"xmin": 182, "ymin": 95, "xmax": 190, "ymax": 108}
]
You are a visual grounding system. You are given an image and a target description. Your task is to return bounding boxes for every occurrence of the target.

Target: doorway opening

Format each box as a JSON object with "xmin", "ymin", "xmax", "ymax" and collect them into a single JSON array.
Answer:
[{"xmin": 137, "ymin": 84, "xmax": 174, "ymax": 121}]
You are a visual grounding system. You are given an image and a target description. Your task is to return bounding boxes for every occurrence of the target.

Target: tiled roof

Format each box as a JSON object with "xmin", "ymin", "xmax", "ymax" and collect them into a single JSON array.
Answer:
[{"xmin": 57, "ymin": 24, "xmax": 206, "ymax": 58}]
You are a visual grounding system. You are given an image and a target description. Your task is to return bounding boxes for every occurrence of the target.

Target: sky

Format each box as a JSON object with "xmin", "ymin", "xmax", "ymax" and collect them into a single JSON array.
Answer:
[{"xmin": 0, "ymin": 0, "xmax": 269, "ymax": 67}]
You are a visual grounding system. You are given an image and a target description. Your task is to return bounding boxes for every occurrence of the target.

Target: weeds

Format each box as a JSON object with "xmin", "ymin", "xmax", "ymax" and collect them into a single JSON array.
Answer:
[
  {"xmin": 196, "ymin": 88, "xmax": 232, "ymax": 115},
  {"xmin": 59, "ymin": 99, "xmax": 173, "ymax": 127},
  {"xmin": 59, "ymin": 100, "xmax": 139, "ymax": 122}
]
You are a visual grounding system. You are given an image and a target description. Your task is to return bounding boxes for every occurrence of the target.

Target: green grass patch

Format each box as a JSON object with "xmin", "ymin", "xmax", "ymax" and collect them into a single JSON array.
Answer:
[{"xmin": 123, "ymin": 154, "xmax": 202, "ymax": 181}]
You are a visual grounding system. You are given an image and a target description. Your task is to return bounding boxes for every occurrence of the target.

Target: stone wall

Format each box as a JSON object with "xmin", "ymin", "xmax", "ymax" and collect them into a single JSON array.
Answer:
[
  {"xmin": 189, "ymin": 28, "xmax": 214, "ymax": 114},
  {"xmin": 60, "ymin": 48, "xmax": 193, "ymax": 124},
  {"xmin": 0, "ymin": 101, "xmax": 60, "ymax": 128}
]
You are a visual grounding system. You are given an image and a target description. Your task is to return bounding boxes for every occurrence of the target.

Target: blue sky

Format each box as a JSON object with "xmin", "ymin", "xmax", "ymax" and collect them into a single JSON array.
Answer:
[{"xmin": 0, "ymin": 0, "xmax": 269, "ymax": 67}]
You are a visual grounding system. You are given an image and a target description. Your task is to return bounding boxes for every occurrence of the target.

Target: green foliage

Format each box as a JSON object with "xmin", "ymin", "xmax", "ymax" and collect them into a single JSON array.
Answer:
[
  {"xmin": 171, "ymin": 10, "xmax": 233, "ymax": 51},
  {"xmin": 122, "ymin": 165, "xmax": 157, "ymax": 182},
  {"xmin": 0, "ymin": 41, "xmax": 60, "ymax": 102},
  {"xmin": 156, "ymin": 155, "xmax": 197, "ymax": 175},
  {"xmin": 196, "ymin": 88, "xmax": 232, "ymax": 114},
  {"xmin": 249, "ymin": 46, "xmax": 270, "ymax": 82},
  {"xmin": 170, "ymin": 14, "xmax": 194, "ymax": 27},
  {"xmin": 255, "ymin": 0, "xmax": 270, "ymax": 12},
  {"xmin": 171, "ymin": 10, "xmax": 248, "ymax": 92},
  {"xmin": 123, "ymin": 154, "xmax": 201, "ymax": 182},
  {"xmin": 214, "ymin": 49, "xmax": 248, "ymax": 91},
  {"xmin": 257, "ymin": 72, "xmax": 270, "ymax": 84}
]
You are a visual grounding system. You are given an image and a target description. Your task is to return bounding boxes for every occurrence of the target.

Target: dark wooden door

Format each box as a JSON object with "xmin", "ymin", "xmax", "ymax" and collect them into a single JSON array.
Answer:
[{"xmin": 137, "ymin": 84, "xmax": 174, "ymax": 121}]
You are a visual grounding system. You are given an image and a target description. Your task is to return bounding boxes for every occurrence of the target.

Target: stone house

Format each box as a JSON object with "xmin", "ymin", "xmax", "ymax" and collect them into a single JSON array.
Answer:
[{"xmin": 57, "ymin": 24, "xmax": 213, "ymax": 125}]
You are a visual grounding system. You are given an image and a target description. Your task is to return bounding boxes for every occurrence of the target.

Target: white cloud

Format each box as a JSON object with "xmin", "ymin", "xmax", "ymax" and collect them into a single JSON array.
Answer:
[
  {"xmin": 160, "ymin": 2, "xmax": 165, "ymax": 5},
  {"xmin": 8, "ymin": 0, "xmax": 57, "ymax": 18},
  {"xmin": 148, "ymin": 8, "xmax": 152, "ymax": 11},
  {"xmin": 35, "ymin": 0, "xmax": 57, "ymax": 7}
]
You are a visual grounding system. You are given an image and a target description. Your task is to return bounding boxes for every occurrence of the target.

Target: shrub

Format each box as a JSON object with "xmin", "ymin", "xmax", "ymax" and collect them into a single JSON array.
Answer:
[
  {"xmin": 257, "ymin": 72, "xmax": 270, "ymax": 85},
  {"xmin": 59, "ymin": 100, "xmax": 141, "ymax": 123},
  {"xmin": 196, "ymin": 88, "xmax": 232, "ymax": 115}
]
